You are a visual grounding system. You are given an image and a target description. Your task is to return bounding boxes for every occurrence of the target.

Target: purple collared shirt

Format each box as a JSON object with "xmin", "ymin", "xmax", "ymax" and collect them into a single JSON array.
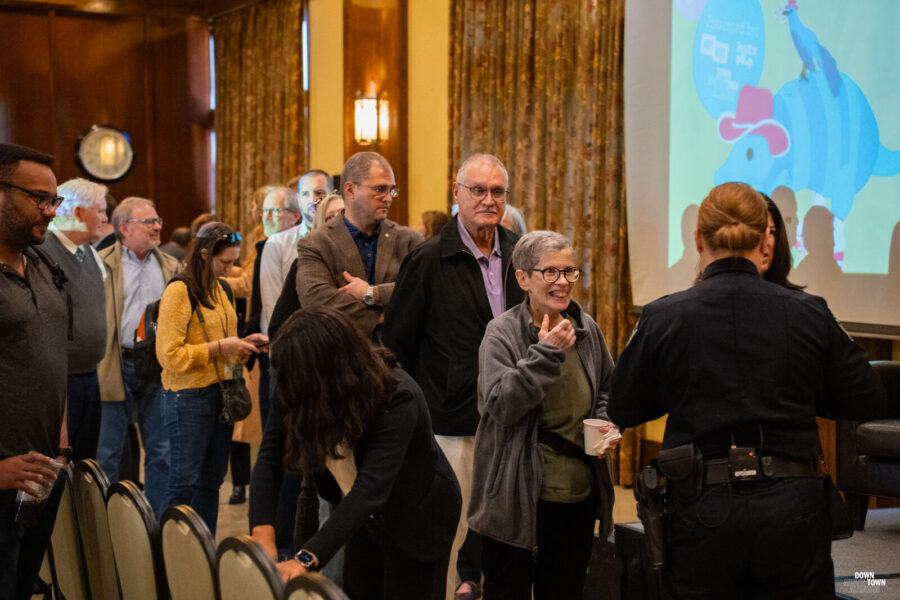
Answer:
[{"xmin": 458, "ymin": 219, "xmax": 504, "ymax": 317}]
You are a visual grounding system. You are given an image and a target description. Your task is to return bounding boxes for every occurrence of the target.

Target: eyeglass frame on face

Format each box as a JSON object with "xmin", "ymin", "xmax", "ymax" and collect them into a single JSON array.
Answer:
[
  {"xmin": 354, "ymin": 183, "xmax": 400, "ymax": 199},
  {"xmin": 457, "ymin": 183, "xmax": 509, "ymax": 202},
  {"xmin": 0, "ymin": 181, "xmax": 64, "ymax": 211},
  {"xmin": 261, "ymin": 207, "xmax": 298, "ymax": 218},
  {"xmin": 124, "ymin": 217, "xmax": 163, "ymax": 226},
  {"xmin": 528, "ymin": 266, "xmax": 583, "ymax": 283}
]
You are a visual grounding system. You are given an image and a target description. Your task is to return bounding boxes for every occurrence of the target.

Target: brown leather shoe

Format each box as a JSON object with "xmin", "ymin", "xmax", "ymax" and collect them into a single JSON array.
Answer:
[{"xmin": 455, "ymin": 581, "xmax": 482, "ymax": 600}]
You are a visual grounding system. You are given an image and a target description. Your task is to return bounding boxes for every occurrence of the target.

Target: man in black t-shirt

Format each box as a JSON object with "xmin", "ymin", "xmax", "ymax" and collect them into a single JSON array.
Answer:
[{"xmin": 0, "ymin": 143, "xmax": 70, "ymax": 600}]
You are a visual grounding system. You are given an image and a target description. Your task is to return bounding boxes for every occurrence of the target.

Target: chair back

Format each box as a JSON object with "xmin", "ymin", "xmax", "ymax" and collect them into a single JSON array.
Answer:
[
  {"xmin": 72, "ymin": 459, "xmax": 120, "ymax": 599},
  {"xmin": 284, "ymin": 572, "xmax": 350, "ymax": 600},
  {"xmin": 872, "ymin": 361, "xmax": 900, "ymax": 417},
  {"xmin": 106, "ymin": 480, "xmax": 167, "ymax": 600},
  {"xmin": 217, "ymin": 535, "xmax": 283, "ymax": 600},
  {"xmin": 161, "ymin": 505, "xmax": 219, "ymax": 600},
  {"xmin": 49, "ymin": 468, "xmax": 89, "ymax": 600}
]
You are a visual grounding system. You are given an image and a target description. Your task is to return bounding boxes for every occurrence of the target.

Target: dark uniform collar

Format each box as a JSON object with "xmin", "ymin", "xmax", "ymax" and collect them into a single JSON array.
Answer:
[{"xmin": 700, "ymin": 257, "xmax": 760, "ymax": 281}]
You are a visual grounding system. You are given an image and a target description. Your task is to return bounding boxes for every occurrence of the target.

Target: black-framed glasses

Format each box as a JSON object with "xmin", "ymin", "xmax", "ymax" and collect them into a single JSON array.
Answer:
[
  {"xmin": 125, "ymin": 217, "xmax": 163, "ymax": 226},
  {"xmin": 0, "ymin": 181, "xmax": 64, "ymax": 210},
  {"xmin": 457, "ymin": 183, "xmax": 509, "ymax": 201},
  {"xmin": 359, "ymin": 184, "xmax": 399, "ymax": 199},
  {"xmin": 529, "ymin": 266, "xmax": 582, "ymax": 283}
]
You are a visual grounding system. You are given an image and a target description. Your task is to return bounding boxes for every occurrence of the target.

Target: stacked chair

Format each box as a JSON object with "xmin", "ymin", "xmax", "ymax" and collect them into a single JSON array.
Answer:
[
  {"xmin": 37, "ymin": 459, "xmax": 346, "ymax": 600},
  {"xmin": 217, "ymin": 534, "xmax": 284, "ymax": 600},
  {"xmin": 161, "ymin": 505, "xmax": 219, "ymax": 600},
  {"xmin": 285, "ymin": 572, "xmax": 351, "ymax": 600},
  {"xmin": 73, "ymin": 459, "xmax": 120, "ymax": 599},
  {"xmin": 106, "ymin": 480, "xmax": 167, "ymax": 599},
  {"xmin": 47, "ymin": 468, "xmax": 90, "ymax": 600}
]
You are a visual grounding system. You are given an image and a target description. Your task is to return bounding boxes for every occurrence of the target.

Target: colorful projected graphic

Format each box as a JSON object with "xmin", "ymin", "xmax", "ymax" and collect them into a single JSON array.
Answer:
[{"xmin": 670, "ymin": 0, "xmax": 900, "ymax": 275}]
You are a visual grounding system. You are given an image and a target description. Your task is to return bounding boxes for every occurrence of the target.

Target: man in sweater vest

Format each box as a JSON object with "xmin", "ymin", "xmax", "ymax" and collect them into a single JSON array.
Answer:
[{"xmin": 40, "ymin": 178, "xmax": 109, "ymax": 462}]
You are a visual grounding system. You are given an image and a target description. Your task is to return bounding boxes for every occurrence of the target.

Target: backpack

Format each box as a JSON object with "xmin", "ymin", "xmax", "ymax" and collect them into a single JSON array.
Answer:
[{"xmin": 132, "ymin": 277, "xmax": 234, "ymax": 384}]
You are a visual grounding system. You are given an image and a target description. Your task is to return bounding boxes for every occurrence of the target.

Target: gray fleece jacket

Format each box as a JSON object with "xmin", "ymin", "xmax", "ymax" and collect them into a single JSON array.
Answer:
[{"xmin": 468, "ymin": 297, "xmax": 616, "ymax": 551}]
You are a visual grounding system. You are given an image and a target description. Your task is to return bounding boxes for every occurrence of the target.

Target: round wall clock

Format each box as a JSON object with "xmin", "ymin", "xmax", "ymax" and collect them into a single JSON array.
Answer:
[{"xmin": 75, "ymin": 125, "xmax": 134, "ymax": 183}]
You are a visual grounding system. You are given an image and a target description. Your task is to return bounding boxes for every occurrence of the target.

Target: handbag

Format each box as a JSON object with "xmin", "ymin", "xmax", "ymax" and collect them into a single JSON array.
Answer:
[{"xmin": 193, "ymin": 284, "xmax": 252, "ymax": 423}]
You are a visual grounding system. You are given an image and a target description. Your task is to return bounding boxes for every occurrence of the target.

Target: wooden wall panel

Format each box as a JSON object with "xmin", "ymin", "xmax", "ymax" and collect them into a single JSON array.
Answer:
[
  {"xmin": 0, "ymin": 9, "xmax": 55, "ymax": 154},
  {"xmin": 0, "ymin": 6, "xmax": 210, "ymax": 239},
  {"xmin": 150, "ymin": 16, "xmax": 213, "ymax": 227},
  {"xmin": 49, "ymin": 12, "xmax": 151, "ymax": 197},
  {"xmin": 343, "ymin": 0, "xmax": 408, "ymax": 224}
]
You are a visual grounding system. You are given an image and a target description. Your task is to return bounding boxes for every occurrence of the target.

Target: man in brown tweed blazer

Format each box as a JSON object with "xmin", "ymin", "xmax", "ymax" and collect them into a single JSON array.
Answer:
[{"xmin": 296, "ymin": 152, "xmax": 423, "ymax": 340}]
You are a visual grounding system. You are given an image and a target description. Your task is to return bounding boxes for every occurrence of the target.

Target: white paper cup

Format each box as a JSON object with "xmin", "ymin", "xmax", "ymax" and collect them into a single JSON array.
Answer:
[{"xmin": 583, "ymin": 419, "xmax": 621, "ymax": 456}]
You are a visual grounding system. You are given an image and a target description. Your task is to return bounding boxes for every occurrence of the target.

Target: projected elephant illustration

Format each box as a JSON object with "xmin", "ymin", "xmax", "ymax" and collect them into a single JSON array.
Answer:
[{"xmin": 710, "ymin": 1, "xmax": 900, "ymax": 263}]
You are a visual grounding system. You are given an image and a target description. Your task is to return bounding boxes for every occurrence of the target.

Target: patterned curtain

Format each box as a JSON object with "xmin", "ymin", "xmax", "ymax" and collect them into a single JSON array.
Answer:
[
  {"xmin": 213, "ymin": 0, "xmax": 307, "ymax": 239},
  {"xmin": 449, "ymin": 0, "xmax": 639, "ymax": 483}
]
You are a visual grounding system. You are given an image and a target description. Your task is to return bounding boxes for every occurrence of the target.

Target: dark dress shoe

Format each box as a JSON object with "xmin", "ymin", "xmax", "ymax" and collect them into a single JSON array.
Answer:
[
  {"xmin": 455, "ymin": 581, "xmax": 482, "ymax": 600},
  {"xmin": 228, "ymin": 485, "xmax": 246, "ymax": 504}
]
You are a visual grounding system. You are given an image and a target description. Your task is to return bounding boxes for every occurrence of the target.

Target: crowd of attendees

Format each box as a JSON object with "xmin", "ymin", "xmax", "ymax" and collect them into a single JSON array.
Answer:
[{"xmin": 0, "ymin": 142, "xmax": 888, "ymax": 600}]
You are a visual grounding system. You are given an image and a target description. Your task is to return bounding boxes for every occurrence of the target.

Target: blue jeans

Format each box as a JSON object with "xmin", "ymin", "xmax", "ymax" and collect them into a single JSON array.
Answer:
[
  {"xmin": 96, "ymin": 357, "xmax": 169, "ymax": 517},
  {"xmin": 164, "ymin": 384, "xmax": 233, "ymax": 535}
]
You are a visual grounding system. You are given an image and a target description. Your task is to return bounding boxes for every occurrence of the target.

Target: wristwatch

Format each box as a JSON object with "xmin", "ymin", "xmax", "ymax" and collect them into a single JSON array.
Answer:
[
  {"xmin": 57, "ymin": 446, "xmax": 73, "ymax": 461},
  {"xmin": 363, "ymin": 285, "xmax": 376, "ymax": 306},
  {"xmin": 294, "ymin": 548, "xmax": 319, "ymax": 570}
]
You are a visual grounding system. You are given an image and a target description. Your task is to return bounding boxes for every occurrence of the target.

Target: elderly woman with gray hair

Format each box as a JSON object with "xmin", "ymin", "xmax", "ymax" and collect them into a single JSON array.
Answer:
[{"xmin": 468, "ymin": 230, "xmax": 617, "ymax": 600}]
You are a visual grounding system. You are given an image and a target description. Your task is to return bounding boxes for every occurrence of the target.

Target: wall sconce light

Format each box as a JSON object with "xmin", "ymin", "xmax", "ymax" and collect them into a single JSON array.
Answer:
[{"xmin": 354, "ymin": 86, "xmax": 389, "ymax": 145}]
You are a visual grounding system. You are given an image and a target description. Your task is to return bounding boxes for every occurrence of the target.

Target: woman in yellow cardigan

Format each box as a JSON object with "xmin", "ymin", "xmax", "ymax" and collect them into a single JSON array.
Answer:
[{"xmin": 156, "ymin": 222, "xmax": 268, "ymax": 533}]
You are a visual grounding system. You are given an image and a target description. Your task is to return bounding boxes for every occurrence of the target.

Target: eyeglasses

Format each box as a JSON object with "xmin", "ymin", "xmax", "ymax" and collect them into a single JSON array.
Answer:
[
  {"xmin": 457, "ymin": 183, "xmax": 509, "ymax": 201},
  {"xmin": 529, "ymin": 266, "xmax": 583, "ymax": 283},
  {"xmin": 261, "ymin": 207, "xmax": 298, "ymax": 218},
  {"xmin": 0, "ymin": 181, "xmax": 65, "ymax": 211},
  {"xmin": 358, "ymin": 184, "xmax": 399, "ymax": 199},
  {"xmin": 125, "ymin": 217, "xmax": 163, "ymax": 226}
]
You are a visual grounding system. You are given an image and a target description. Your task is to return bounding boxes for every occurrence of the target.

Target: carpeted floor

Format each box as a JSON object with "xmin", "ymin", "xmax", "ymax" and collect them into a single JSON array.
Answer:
[{"xmin": 833, "ymin": 508, "xmax": 900, "ymax": 599}]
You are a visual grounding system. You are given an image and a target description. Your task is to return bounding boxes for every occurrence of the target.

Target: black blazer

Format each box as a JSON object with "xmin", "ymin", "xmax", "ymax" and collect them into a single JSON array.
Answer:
[
  {"xmin": 382, "ymin": 217, "xmax": 524, "ymax": 436},
  {"xmin": 249, "ymin": 368, "xmax": 461, "ymax": 565}
]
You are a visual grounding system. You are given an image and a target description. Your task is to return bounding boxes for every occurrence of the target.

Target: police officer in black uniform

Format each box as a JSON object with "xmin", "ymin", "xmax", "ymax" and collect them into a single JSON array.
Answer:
[{"xmin": 608, "ymin": 182, "xmax": 886, "ymax": 599}]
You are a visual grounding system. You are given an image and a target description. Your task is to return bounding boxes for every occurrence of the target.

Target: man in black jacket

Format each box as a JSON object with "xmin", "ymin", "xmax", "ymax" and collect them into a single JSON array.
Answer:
[{"xmin": 383, "ymin": 153, "xmax": 525, "ymax": 600}]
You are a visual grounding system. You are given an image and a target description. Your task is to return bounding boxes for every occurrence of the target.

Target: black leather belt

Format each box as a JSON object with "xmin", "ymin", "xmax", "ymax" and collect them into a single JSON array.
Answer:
[
  {"xmin": 704, "ymin": 456, "xmax": 817, "ymax": 485},
  {"xmin": 121, "ymin": 347, "xmax": 136, "ymax": 360}
]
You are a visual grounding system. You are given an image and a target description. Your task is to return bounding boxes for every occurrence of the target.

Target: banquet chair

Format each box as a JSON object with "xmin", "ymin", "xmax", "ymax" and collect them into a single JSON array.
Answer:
[
  {"xmin": 106, "ymin": 480, "xmax": 167, "ymax": 600},
  {"xmin": 73, "ymin": 459, "xmax": 120, "ymax": 599},
  {"xmin": 48, "ymin": 468, "xmax": 89, "ymax": 600},
  {"xmin": 217, "ymin": 534, "xmax": 283, "ymax": 600},
  {"xmin": 284, "ymin": 571, "xmax": 350, "ymax": 600},
  {"xmin": 161, "ymin": 505, "xmax": 219, "ymax": 600}
]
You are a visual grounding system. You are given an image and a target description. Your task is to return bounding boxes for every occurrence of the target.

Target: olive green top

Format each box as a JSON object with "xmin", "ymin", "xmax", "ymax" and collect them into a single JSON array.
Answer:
[{"xmin": 538, "ymin": 318, "xmax": 595, "ymax": 503}]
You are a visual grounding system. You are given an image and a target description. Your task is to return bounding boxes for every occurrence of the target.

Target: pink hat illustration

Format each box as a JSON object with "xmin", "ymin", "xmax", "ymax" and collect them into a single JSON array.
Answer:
[{"xmin": 717, "ymin": 85, "xmax": 791, "ymax": 156}]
